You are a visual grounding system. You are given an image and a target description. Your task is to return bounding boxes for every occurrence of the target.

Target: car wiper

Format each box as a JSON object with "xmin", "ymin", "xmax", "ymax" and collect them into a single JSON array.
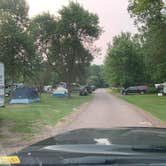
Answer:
[
  {"xmin": 16, "ymin": 145, "xmax": 166, "ymax": 166},
  {"xmin": 62, "ymin": 156, "xmax": 166, "ymax": 165},
  {"xmin": 20, "ymin": 144, "xmax": 166, "ymax": 155},
  {"xmin": 42, "ymin": 144, "xmax": 135, "ymax": 155},
  {"xmin": 132, "ymin": 145, "xmax": 166, "ymax": 153},
  {"xmin": 7, "ymin": 156, "xmax": 166, "ymax": 166}
]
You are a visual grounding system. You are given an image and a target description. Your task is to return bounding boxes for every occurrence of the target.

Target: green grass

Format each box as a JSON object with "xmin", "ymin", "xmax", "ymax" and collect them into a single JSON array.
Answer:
[
  {"xmin": 0, "ymin": 93, "xmax": 93, "ymax": 134},
  {"xmin": 120, "ymin": 94, "xmax": 166, "ymax": 122}
]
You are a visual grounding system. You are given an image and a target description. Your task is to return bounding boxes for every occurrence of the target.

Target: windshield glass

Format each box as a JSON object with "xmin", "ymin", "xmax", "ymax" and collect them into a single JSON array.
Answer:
[{"xmin": 0, "ymin": 0, "xmax": 166, "ymax": 165}]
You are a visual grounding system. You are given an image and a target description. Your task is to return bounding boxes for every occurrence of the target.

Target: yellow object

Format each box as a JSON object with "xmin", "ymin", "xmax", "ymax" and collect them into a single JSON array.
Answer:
[{"xmin": 0, "ymin": 156, "xmax": 20, "ymax": 164}]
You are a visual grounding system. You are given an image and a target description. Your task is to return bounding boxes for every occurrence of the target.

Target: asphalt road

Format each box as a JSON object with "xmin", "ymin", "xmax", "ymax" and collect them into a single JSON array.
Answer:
[{"xmin": 65, "ymin": 89, "xmax": 162, "ymax": 131}]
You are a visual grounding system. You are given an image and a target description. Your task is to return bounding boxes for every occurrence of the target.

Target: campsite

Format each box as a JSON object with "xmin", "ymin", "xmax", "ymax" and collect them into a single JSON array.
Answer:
[
  {"xmin": 0, "ymin": 91, "xmax": 93, "ymax": 150},
  {"xmin": 0, "ymin": 0, "xmax": 165, "ymax": 157}
]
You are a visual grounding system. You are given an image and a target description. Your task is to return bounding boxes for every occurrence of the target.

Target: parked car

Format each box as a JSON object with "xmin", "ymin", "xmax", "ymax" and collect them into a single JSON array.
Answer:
[
  {"xmin": 59, "ymin": 82, "xmax": 67, "ymax": 89},
  {"xmin": 90, "ymin": 85, "xmax": 96, "ymax": 91},
  {"xmin": 122, "ymin": 85, "xmax": 148, "ymax": 95},
  {"xmin": 79, "ymin": 86, "xmax": 89, "ymax": 96},
  {"xmin": 71, "ymin": 83, "xmax": 81, "ymax": 93},
  {"xmin": 84, "ymin": 85, "xmax": 92, "ymax": 93},
  {"xmin": 43, "ymin": 85, "xmax": 52, "ymax": 93}
]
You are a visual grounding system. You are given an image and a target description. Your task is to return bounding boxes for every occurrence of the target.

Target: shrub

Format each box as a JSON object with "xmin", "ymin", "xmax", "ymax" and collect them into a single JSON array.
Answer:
[{"xmin": 147, "ymin": 87, "xmax": 157, "ymax": 94}]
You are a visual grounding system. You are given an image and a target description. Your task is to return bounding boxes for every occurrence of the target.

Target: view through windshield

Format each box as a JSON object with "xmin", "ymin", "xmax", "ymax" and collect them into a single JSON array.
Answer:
[{"xmin": 0, "ymin": 0, "xmax": 166, "ymax": 165}]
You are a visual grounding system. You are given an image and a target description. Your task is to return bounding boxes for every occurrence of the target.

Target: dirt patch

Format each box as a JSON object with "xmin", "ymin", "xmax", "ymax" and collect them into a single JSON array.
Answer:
[{"xmin": 0, "ymin": 120, "xmax": 25, "ymax": 154}]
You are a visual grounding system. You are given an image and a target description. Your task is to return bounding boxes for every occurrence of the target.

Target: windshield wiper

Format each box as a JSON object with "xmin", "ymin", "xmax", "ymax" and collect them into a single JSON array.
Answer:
[
  {"xmin": 62, "ymin": 156, "xmax": 166, "ymax": 165},
  {"xmin": 132, "ymin": 146, "xmax": 166, "ymax": 153}
]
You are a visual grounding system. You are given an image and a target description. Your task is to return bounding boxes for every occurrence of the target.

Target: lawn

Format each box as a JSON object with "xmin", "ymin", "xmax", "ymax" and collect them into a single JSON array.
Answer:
[
  {"xmin": 120, "ymin": 94, "xmax": 166, "ymax": 122},
  {"xmin": 0, "ymin": 93, "xmax": 93, "ymax": 135}
]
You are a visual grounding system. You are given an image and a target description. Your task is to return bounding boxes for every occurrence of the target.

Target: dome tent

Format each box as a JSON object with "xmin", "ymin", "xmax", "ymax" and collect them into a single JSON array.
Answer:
[
  {"xmin": 10, "ymin": 86, "xmax": 40, "ymax": 104},
  {"xmin": 52, "ymin": 86, "xmax": 68, "ymax": 97}
]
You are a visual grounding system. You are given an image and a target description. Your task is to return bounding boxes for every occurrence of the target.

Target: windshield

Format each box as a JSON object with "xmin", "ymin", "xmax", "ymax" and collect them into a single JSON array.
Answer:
[{"xmin": 0, "ymin": 0, "xmax": 166, "ymax": 165}]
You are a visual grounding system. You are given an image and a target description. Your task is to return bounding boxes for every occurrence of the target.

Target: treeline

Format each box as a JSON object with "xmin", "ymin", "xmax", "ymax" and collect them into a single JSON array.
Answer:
[
  {"xmin": 88, "ymin": 65, "xmax": 108, "ymax": 88},
  {"xmin": 104, "ymin": 0, "xmax": 166, "ymax": 88},
  {"xmin": 0, "ymin": 0, "xmax": 102, "ymax": 89}
]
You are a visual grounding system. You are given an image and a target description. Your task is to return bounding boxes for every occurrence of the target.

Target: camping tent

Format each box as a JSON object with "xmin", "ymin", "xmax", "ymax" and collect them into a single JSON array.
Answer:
[
  {"xmin": 10, "ymin": 86, "xmax": 40, "ymax": 104},
  {"xmin": 52, "ymin": 86, "xmax": 68, "ymax": 97}
]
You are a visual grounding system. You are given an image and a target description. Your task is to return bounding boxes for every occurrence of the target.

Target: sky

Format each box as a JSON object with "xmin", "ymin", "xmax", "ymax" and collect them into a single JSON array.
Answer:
[{"xmin": 27, "ymin": 0, "xmax": 137, "ymax": 64}]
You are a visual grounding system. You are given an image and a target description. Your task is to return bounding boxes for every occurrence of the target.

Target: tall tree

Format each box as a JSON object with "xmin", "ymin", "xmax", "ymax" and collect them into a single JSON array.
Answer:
[
  {"xmin": 50, "ymin": 2, "xmax": 102, "ymax": 91},
  {"xmin": 0, "ymin": 0, "xmax": 38, "ymax": 83},
  {"xmin": 128, "ymin": 0, "xmax": 166, "ymax": 83},
  {"xmin": 104, "ymin": 32, "xmax": 145, "ymax": 88},
  {"xmin": 28, "ymin": 13, "xmax": 57, "ymax": 65}
]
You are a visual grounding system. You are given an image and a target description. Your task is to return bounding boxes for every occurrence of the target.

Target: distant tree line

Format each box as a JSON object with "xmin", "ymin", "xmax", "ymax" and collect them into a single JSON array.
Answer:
[
  {"xmin": 0, "ymin": 0, "xmax": 102, "ymax": 90},
  {"xmin": 104, "ymin": 0, "xmax": 166, "ymax": 88},
  {"xmin": 88, "ymin": 65, "xmax": 108, "ymax": 88}
]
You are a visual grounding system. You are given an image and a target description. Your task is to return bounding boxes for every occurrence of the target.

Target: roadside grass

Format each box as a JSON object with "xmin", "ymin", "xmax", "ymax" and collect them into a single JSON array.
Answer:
[
  {"xmin": 119, "ymin": 94, "xmax": 166, "ymax": 122},
  {"xmin": 0, "ymin": 93, "xmax": 93, "ymax": 136}
]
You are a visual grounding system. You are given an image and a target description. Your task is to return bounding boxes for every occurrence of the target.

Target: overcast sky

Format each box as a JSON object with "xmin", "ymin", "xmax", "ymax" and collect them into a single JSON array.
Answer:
[{"xmin": 27, "ymin": 0, "xmax": 137, "ymax": 64}]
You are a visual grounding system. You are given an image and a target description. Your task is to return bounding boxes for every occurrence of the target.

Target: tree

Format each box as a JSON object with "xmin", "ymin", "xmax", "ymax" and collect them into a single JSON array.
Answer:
[
  {"xmin": 27, "ymin": 62, "xmax": 60, "ymax": 92},
  {"xmin": 104, "ymin": 32, "xmax": 145, "ymax": 88},
  {"xmin": 128, "ymin": 0, "xmax": 166, "ymax": 83},
  {"xmin": 28, "ymin": 12, "xmax": 57, "ymax": 66},
  {"xmin": 0, "ymin": 0, "xmax": 39, "ymax": 84},
  {"xmin": 49, "ymin": 2, "xmax": 102, "ymax": 92}
]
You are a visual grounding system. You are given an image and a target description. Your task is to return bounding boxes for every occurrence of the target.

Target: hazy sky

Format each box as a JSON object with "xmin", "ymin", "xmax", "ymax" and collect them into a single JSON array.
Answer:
[{"xmin": 27, "ymin": 0, "xmax": 137, "ymax": 64}]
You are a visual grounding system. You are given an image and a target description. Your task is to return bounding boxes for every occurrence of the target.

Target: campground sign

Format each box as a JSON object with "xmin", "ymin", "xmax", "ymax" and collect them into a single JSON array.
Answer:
[{"xmin": 0, "ymin": 63, "xmax": 4, "ymax": 107}]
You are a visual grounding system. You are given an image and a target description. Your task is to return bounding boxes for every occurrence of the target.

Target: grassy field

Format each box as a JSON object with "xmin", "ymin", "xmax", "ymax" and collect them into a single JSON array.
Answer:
[
  {"xmin": 120, "ymin": 94, "xmax": 166, "ymax": 122},
  {"xmin": 0, "ymin": 93, "xmax": 93, "ymax": 136}
]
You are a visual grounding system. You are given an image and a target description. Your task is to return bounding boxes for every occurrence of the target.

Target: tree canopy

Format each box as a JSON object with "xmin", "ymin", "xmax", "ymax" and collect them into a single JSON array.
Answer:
[
  {"xmin": 0, "ymin": 0, "xmax": 102, "ymax": 89},
  {"xmin": 49, "ymin": 2, "xmax": 102, "ymax": 90},
  {"xmin": 128, "ymin": 0, "xmax": 166, "ymax": 83},
  {"xmin": 104, "ymin": 0, "xmax": 166, "ymax": 88},
  {"xmin": 0, "ymin": 0, "xmax": 39, "ymax": 83},
  {"xmin": 104, "ymin": 32, "xmax": 145, "ymax": 88}
]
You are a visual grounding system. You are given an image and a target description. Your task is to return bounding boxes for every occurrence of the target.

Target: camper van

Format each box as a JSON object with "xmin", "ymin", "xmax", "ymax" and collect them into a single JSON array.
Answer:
[{"xmin": 155, "ymin": 82, "xmax": 166, "ymax": 96}]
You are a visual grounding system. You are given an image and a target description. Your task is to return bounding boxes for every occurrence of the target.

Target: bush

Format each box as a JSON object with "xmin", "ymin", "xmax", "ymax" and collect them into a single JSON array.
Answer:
[{"xmin": 147, "ymin": 87, "xmax": 157, "ymax": 94}]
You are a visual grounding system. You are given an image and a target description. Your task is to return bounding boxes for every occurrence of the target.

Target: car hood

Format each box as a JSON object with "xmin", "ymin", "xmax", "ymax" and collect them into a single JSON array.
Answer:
[
  {"xmin": 26, "ymin": 127, "xmax": 166, "ymax": 147},
  {"xmin": 13, "ymin": 127, "xmax": 166, "ymax": 165}
]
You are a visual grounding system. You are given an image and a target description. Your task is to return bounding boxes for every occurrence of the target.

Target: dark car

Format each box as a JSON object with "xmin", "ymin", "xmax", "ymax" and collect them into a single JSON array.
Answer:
[
  {"xmin": 84, "ymin": 85, "xmax": 92, "ymax": 93},
  {"xmin": 90, "ymin": 85, "xmax": 96, "ymax": 91},
  {"xmin": 79, "ymin": 86, "xmax": 89, "ymax": 96},
  {"xmin": 122, "ymin": 85, "xmax": 148, "ymax": 95},
  {"xmin": 10, "ymin": 127, "xmax": 166, "ymax": 165}
]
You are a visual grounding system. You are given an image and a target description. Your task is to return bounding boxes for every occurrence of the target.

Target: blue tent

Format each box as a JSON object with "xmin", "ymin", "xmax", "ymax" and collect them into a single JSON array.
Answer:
[
  {"xmin": 52, "ymin": 87, "xmax": 68, "ymax": 97},
  {"xmin": 10, "ymin": 87, "xmax": 40, "ymax": 104}
]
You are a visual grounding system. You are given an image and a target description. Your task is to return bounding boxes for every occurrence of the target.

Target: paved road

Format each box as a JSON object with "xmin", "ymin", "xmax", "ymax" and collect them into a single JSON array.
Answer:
[{"xmin": 65, "ymin": 89, "xmax": 162, "ymax": 131}]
